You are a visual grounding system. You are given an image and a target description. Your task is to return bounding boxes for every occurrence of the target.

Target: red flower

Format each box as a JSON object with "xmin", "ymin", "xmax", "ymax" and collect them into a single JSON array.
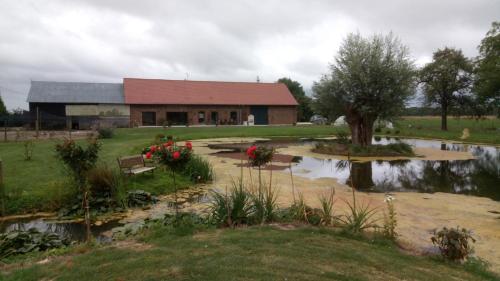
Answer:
[
  {"xmin": 246, "ymin": 145, "xmax": 257, "ymax": 159},
  {"xmin": 185, "ymin": 141, "xmax": 192, "ymax": 150},
  {"xmin": 173, "ymin": 151, "xmax": 181, "ymax": 160},
  {"xmin": 145, "ymin": 152, "xmax": 152, "ymax": 159},
  {"xmin": 150, "ymin": 145, "xmax": 156, "ymax": 153}
]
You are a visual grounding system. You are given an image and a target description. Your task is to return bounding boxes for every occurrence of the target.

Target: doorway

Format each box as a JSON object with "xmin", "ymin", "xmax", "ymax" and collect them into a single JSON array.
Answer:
[
  {"xmin": 250, "ymin": 106, "xmax": 268, "ymax": 125},
  {"xmin": 166, "ymin": 112, "xmax": 188, "ymax": 125},
  {"xmin": 142, "ymin": 112, "xmax": 156, "ymax": 126},
  {"xmin": 210, "ymin": 112, "xmax": 219, "ymax": 125}
]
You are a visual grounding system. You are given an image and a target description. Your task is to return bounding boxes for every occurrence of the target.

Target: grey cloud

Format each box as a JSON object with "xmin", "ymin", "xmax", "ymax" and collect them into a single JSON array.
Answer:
[{"xmin": 0, "ymin": 0, "xmax": 498, "ymax": 109}]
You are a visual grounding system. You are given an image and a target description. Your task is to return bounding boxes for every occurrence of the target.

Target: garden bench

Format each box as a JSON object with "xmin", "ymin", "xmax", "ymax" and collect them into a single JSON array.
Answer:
[{"xmin": 117, "ymin": 155, "xmax": 156, "ymax": 176}]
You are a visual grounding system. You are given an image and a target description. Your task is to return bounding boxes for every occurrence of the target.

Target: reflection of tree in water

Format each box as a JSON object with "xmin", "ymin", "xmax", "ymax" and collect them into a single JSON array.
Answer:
[{"xmin": 346, "ymin": 162, "xmax": 375, "ymax": 190}]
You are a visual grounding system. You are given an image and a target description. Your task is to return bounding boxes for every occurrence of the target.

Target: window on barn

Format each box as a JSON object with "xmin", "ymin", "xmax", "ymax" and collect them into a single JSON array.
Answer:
[{"xmin": 198, "ymin": 111, "xmax": 205, "ymax": 124}]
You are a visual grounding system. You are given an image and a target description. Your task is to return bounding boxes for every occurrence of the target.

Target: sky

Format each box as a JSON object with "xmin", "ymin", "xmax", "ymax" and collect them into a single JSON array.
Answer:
[{"xmin": 0, "ymin": 0, "xmax": 498, "ymax": 110}]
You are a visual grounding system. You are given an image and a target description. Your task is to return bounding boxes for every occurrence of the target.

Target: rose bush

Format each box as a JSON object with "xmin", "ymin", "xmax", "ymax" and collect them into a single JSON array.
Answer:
[
  {"xmin": 143, "ymin": 140, "xmax": 193, "ymax": 171},
  {"xmin": 246, "ymin": 145, "xmax": 274, "ymax": 167}
]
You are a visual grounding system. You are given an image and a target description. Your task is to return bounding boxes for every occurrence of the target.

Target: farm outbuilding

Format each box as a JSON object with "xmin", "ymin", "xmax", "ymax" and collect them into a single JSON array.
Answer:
[{"xmin": 27, "ymin": 78, "xmax": 298, "ymax": 128}]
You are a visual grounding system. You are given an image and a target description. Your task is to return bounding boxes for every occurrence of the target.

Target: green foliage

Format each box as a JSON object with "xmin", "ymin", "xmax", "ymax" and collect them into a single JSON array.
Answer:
[
  {"xmin": 474, "ymin": 21, "xmax": 500, "ymax": 110},
  {"xmin": 183, "ymin": 155, "xmax": 214, "ymax": 183},
  {"xmin": 339, "ymin": 192, "xmax": 379, "ymax": 234},
  {"xmin": 209, "ymin": 181, "xmax": 253, "ymax": 227},
  {"xmin": 55, "ymin": 138, "xmax": 101, "ymax": 189},
  {"xmin": 318, "ymin": 187, "xmax": 336, "ymax": 226},
  {"xmin": 313, "ymin": 32, "xmax": 415, "ymax": 145},
  {"xmin": 314, "ymin": 142, "xmax": 414, "ymax": 157},
  {"xmin": 162, "ymin": 212, "xmax": 209, "ymax": 236},
  {"xmin": 250, "ymin": 181, "xmax": 279, "ymax": 224},
  {"xmin": 277, "ymin": 77, "xmax": 314, "ymax": 122},
  {"xmin": 87, "ymin": 165, "xmax": 120, "ymax": 196},
  {"xmin": 420, "ymin": 47, "xmax": 473, "ymax": 130},
  {"xmin": 334, "ymin": 130, "xmax": 350, "ymax": 144},
  {"xmin": 0, "ymin": 94, "xmax": 7, "ymax": 116},
  {"xmin": 97, "ymin": 127, "xmax": 114, "ymax": 139},
  {"xmin": 383, "ymin": 195, "xmax": 398, "ymax": 240},
  {"xmin": 23, "ymin": 140, "xmax": 34, "ymax": 161},
  {"xmin": 431, "ymin": 226, "xmax": 476, "ymax": 261},
  {"xmin": 0, "ymin": 228, "xmax": 70, "ymax": 259}
]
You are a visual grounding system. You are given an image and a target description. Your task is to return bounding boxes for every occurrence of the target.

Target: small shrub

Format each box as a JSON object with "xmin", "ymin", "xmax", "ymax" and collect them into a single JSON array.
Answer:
[
  {"xmin": 250, "ymin": 181, "xmax": 279, "ymax": 224},
  {"xmin": 374, "ymin": 127, "xmax": 382, "ymax": 133},
  {"xmin": 383, "ymin": 195, "xmax": 398, "ymax": 240},
  {"xmin": 334, "ymin": 130, "xmax": 350, "ymax": 144},
  {"xmin": 385, "ymin": 130, "xmax": 392, "ymax": 134},
  {"xmin": 163, "ymin": 212, "xmax": 208, "ymax": 236},
  {"xmin": 374, "ymin": 136, "xmax": 381, "ymax": 142},
  {"xmin": 87, "ymin": 165, "xmax": 120, "ymax": 197},
  {"xmin": 394, "ymin": 129, "xmax": 400, "ymax": 134},
  {"xmin": 287, "ymin": 192, "xmax": 309, "ymax": 222},
  {"xmin": 97, "ymin": 127, "xmax": 114, "ymax": 139},
  {"xmin": 339, "ymin": 191, "xmax": 379, "ymax": 234},
  {"xmin": 431, "ymin": 226, "xmax": 476, "ymax": 261},
  {"xmin": 246, "ymin": 145, "xmax": 274, "ymax": 167},
  {"xmin": 24, "ymin": 140, "xmax": 34, "ymax": 161},
  {"xmin": 183, "ymin": 155, "xmax": 214, "ymax": 183}
]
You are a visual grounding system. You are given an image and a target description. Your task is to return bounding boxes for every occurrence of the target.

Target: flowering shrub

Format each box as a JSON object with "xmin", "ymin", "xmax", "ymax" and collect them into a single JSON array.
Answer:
[
  {"xmin": 143, "ymin": 140, "xmax": 193, "ymax": 171},
  {"xmin": 246, "ymin": 145, "xmax": 274, "ymax": 167}
]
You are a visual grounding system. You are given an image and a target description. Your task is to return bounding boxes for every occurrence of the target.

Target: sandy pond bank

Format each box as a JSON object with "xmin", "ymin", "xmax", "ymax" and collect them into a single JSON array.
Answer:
[{"xmin": 191, "ymin": 137, "xmax": 500, "ymax": 273}]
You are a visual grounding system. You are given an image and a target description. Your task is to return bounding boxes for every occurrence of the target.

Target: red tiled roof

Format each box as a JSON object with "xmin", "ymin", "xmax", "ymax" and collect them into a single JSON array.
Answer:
[{"xmin": 123, "ymin": 78, "xmax": 298, "ymax": 106}]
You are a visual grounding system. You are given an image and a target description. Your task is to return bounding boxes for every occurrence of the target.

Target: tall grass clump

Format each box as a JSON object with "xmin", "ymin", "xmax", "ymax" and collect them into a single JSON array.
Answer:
[
  {"xmin": 210, "ymin": 180, "xmax": 253, "ymax": 227},
  {"xmin": 183, "ymin": 155, "xmax": 214, "ymax": 183},
  {"xmin": 318, "ymin": 187, "xmax": 336, "ymax": 226},
  {"xmin": 249, "ymin": 179, "xmax": 279, "ymax": 224}
]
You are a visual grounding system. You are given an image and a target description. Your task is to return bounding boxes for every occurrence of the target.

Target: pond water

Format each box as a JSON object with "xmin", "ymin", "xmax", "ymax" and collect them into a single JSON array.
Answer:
[
  {"xmin": 291, "ymin": 138, "xmax": 500, "ymax": 201},
  {"xmin": 0, "ymin": 218, "xmax": 122, "ymax": 243}
]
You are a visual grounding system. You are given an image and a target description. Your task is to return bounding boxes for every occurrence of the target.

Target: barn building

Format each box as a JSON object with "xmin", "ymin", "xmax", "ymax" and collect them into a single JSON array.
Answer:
[{"xmin": 27, "ymin": 78, "xmax": 298, "ymax": 128}]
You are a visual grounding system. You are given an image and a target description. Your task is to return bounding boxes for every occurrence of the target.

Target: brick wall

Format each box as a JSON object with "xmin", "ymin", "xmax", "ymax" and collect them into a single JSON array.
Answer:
[{"xmin": 130, "ymin": 104, "xmax": 296, "ymax": 126}]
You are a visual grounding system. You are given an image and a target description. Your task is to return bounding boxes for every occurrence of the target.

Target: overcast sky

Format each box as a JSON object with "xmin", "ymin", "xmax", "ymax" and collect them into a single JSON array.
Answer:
[{"xmin": 0, "ymin": 0, "xmax": 498, "ymax": 109}]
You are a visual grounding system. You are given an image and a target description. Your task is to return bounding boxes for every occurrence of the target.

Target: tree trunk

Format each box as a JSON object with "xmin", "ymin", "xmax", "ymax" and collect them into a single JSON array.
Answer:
[
  {"xmin": 346, "ymin": 113, "xmax": 375, "ymax": 147},
  {"xmin": 348, "ymin": 162, "xmax": 374, "ymax": 190},
  {"xmin": 441, "ymin": 102, "xmax": 448, "ymax": 131}
]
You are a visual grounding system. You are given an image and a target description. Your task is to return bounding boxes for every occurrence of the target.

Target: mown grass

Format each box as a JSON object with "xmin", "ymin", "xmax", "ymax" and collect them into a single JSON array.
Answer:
[
  {"xmin": 387, "ymin": 117, "xmax": 500, "ymax": 145},
  {"xmin": 1, "ymin": 226, "xmax": 497, "ymax": 281}
]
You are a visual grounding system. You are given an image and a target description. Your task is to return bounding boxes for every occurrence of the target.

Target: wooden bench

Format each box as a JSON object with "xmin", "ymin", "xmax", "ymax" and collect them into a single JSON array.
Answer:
[{"xmin": 117, "ymin": 155, "xmax": 156, "ymax": 176}]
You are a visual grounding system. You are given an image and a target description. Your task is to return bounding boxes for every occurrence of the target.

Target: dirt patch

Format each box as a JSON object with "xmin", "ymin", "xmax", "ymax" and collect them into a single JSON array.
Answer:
[{"xmin": 112, "ymin": 240, "xmax": 153, "ymax": 251}]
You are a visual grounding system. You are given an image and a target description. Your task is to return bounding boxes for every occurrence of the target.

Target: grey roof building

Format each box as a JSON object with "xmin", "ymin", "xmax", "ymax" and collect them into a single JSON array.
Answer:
[{"xmin": 27, "ymin": 81, "xmax": 124, "ymax": 104}]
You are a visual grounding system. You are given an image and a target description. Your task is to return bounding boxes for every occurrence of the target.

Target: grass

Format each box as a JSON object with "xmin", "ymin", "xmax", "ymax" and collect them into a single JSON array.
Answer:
[
  {"xmin": 386, "ymin": 117, "xmax": 500, "ymax": 145},
  {"xmin": 0, "ymin": 117, "xmax": 499, "ymax": 215},
  {"xmin": 1, "ymin": 226, "xmax": 497, "ymax": 281}
]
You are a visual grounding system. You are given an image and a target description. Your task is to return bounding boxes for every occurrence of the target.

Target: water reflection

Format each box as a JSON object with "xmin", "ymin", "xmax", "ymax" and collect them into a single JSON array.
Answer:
[{"xmin": 292, "ymin": 138, "xmax": 500, "ymax": 201}]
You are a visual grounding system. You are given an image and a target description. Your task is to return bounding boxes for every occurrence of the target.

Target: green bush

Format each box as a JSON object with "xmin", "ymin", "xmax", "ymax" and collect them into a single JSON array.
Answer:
[
  {"xmin": 374, "ymin": 127, "xmax": 382, "ymax": 133},
  {"xmin": 183, "ymin": 155, "xmax": 214, "ymax": 183},
  {"xmin": 0, "ymin": 228, "xmax": 70, "ymax": 259},
  {"xmin": 97, "ymin": 127, "xmax": 114, "ymax": 139},
  {"xmin": 431, "ymin": 226, "xmax": 476, "ymax": 261},
  {"xmin": 87, "ymin": 165, "xmax": 121, "ymax": 197}
]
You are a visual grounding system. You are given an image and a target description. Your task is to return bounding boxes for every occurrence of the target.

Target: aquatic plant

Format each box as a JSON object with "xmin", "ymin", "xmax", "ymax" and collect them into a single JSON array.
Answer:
[
  {"xmin": 209, "ymin": 180, "xmax": 253, "ymax": 227},
  {"xmin": 0, "ymin": 228, "xmax": 70, "ymax": 259},
  {"xmin": 431, "ymin": 226, "xmax": 476, "ymax": 261}
]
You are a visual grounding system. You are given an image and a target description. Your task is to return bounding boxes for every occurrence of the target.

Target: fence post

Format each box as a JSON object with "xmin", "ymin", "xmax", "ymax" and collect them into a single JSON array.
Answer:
[
  {"xmin": 3, "ymin": 120, "xmax": 6, "ymax": 142},
  {"xmin": 0, "ymin": 159, "xmax": 5, "ymax": 216}
]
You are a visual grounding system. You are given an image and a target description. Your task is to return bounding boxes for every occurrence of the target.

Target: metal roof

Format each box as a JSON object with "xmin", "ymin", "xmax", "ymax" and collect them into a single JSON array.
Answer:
[
  {"xmin": 123, "ymin": 78, "xmax": 298, "ymax": 106},
  {"xmin": 27, "ymin": 81, "xmax": 124, "ymax": 104}
]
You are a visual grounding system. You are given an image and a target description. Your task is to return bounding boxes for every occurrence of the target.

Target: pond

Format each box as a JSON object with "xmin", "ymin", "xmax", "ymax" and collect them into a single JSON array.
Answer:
[
  {"xmin": 212, "ymin": 138, "xmax": 500, "ymax": 201},
  {"xmin": 0, "ymin": 217, "xmax": 122, "ymax": 243},
  {"xmin": 294, "ymin": 138, "xmax": 500, "ymax": 201}
]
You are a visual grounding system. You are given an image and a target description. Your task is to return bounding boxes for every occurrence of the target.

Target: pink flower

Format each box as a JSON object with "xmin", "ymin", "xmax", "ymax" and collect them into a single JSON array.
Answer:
[
  {"xmin": 145, "ymin": 152, "xmax": 152, "ymax": 159},
  {"xmin": 150, "ymin": 145, "xmax": 156, "ymax": 153},
  {"xmin": 185, "ymin": 141, "xmax": 193, "ymax": 150},
  {"xmin": 173, "ymin": 151, "xmax": 181, "ymax": 160},
  {"xmin": 246, "ymin": 145, "xmax": 257, "ymax": 159}
]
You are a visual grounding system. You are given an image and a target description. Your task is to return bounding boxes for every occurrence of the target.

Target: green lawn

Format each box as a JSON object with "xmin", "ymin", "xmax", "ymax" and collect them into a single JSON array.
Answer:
[
  {"xmin": 2, "ymin": 226, "xmax": 497, "ymax": 281},
  {"xmin": 0, "ymin": 118, "xmax": 499, "ymax": 215},
  {"xmin": 387, "ymin": 117, "xmax": 500, "ymax": 145}
]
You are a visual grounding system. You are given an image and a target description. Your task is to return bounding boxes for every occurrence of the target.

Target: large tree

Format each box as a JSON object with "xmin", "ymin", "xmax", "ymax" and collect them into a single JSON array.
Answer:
[
  {"xmin": 474, "ymin": 21, "xmax": 500, "ymax": 115},
  {"xmin": 277, "ymin": 77, "xmax": 313, "ymax": 122},
  {"xmin": 313, "ymin": 33, "xmax": 415, "ymax": 146},
  {"xmin": 0, "ymin": 93, "xmax": 7, "ymax": 116},
  {"xmin": 419, "ymin": 48, "xmax": 473, "ymax": 130}
]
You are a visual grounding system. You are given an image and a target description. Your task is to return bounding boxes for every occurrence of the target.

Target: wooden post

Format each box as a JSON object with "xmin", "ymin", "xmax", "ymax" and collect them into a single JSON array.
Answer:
[
  {"xmin": 3, "ymin": 121, "xmax": 6, "ymax": 142},
  {"xmin": 35, "ymin": 106, "xmax": 39, "ymax": 138},
  {"xmin": 0, "ymin": 159, "xmax": 5, "ymax": 216}
]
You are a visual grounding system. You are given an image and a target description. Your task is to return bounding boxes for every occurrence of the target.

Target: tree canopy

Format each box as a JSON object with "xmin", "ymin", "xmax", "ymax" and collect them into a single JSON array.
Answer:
[
  {"xmin": 313, "ymin": 33, "xmax": 415, "ymax": 146},
  {"xmin": 419, "ymin": 48, "xmax": 473, "ymax": 130},
  {"xmin": 277, "ymin": 77, "xmax": 313, "ymax": 122},
  {"xmin": 474, "ymin": 21, "xmax": 500, "ymax": 114},
  {"xmin": 0, "ymin": 94, "xmax": 7, "ymax": 116}
]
